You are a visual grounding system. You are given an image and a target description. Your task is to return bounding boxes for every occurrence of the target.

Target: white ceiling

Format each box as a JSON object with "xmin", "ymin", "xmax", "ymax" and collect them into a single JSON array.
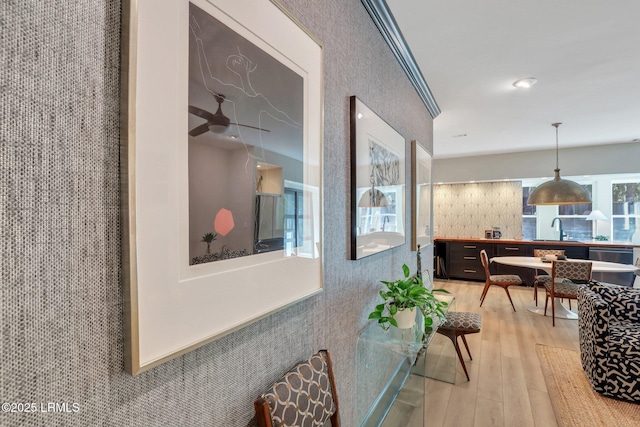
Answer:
[{"xmin": 386, "ymin": 0, "xmax": 640, "ymax": 159}]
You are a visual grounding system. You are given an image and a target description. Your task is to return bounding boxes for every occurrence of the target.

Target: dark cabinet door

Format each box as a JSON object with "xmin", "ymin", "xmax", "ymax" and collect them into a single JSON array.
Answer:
[
  {"xmin": 494, "ymin": 244, "xmax": 533, "ymax": 285},
  {"xmin": 447, "ymin": 242, "xmax": 493, "ymax": 281}
]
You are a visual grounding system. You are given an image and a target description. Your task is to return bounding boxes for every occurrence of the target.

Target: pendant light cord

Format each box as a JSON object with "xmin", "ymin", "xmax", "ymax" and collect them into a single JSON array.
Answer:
[
  {"xmin": 556, "ymin": 126, "xmax": 560, "ymax": 169},
  {"xmin": 552, "ymin": 122, "xmax": 562, "ymax": 170}
]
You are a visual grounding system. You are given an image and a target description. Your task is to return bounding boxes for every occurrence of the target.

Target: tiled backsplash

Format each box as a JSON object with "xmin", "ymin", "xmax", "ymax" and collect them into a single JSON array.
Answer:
[{"xmin": 434, "ymin": 181, "xmax": 523, "ymax": 239}]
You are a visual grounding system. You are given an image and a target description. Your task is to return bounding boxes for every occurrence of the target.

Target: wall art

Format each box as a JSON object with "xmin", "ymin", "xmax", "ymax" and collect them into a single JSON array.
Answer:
[
  {"xmin": 121, "ymin": 0, "xmax": 323, "ymax": 374},
  {"xmin": 350, "ymin": 96, "xmax": 406, "ymax": 260}
]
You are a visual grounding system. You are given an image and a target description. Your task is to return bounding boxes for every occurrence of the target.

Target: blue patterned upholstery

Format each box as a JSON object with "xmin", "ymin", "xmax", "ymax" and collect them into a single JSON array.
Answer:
[{"xmin": 578, "ymin": 284, "xmax": 640, "ymax": 402}]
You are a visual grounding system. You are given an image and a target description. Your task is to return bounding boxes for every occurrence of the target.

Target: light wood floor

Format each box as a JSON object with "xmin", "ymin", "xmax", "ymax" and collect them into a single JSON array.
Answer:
[{"xmin": 421, "ymin": 278, "xmax": 580, "ymax": 427}]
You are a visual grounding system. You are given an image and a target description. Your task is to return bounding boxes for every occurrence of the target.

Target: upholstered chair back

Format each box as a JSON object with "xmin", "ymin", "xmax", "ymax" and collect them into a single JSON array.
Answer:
[
  {"xmin": 254, "ymin": 350, "xmax": 339, "ymax": 427},
  {"xmin": 552, "ymin": 260, "xmax": 592, "ymax": 284},
  {"xmin": 480, "ymin": 249, "xmax": 490, "ymax": 276},
  {"xmin": 533, "ymin": 249, "xmax": 565, "ymax": 258},
  {"xmin": 590, "ymin": 283, "xmax": 640, "ymax": 323}
]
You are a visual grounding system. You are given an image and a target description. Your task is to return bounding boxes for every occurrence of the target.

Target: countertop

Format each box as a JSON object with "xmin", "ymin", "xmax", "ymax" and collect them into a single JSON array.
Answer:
[{"xmin": 434, "ymin": 237, "xmax": 640, "ymax": 249}]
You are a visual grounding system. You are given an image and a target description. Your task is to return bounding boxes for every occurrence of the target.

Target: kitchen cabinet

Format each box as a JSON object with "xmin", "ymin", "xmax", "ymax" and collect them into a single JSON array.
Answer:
[
  {"xmin": 494, "ymin": 244, "xmax": 533, "ymax": 283},
  {"xmin": 446, "ymin": 242, "xmax": 493, "ymax": 281},
  {"xmin": 434, "ymin": 238, "xmax": 637, "ymax": 286},
  {"xmin": 589, "ymin": 247, "xmax": 634, "ymax": 286}
]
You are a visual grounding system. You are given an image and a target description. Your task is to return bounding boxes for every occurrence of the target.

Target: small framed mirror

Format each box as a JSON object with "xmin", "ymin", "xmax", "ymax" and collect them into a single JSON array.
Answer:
[{"xmin": 411, "ymin": 140, "xmax": 432, "ymax": 251}]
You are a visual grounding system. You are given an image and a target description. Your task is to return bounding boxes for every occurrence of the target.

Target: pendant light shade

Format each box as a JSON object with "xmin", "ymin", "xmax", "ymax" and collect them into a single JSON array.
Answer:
[
  {"xmin": 358, "ymin": 188, "xmax": 388, "ymax": 208},
  {"xmin": 527, "ymin": 123, "xmax": 592, "ymax": 206}
]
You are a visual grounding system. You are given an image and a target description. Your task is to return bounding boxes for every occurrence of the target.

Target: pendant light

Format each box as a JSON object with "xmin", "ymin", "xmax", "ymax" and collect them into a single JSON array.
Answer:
[
  {"xmin": 527, "ymin": 123, "xmax": 592, "ymax": 205},
  {"xmin": 358, "ymin": 167, "xmax": 389, "ymax": 208}
]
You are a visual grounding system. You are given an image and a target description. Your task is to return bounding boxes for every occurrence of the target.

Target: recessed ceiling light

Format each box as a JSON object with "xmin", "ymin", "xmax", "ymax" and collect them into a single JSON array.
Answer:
[
  {"xmin": 513, "ymin": 77, "xmax": 537, "ymax": 88},
  {"xmin": 357, "ymin": 113, "xmax": 363, "ymax": 119}
]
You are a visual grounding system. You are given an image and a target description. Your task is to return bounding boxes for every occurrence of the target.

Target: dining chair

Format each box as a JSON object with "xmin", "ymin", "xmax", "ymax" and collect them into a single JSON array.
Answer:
[
  {"xmin": 254, "ymin": 350, "xmax": 340, "ymax": 427},
  {"xmin": 544, "ymin": 260, "xmax": 592, "ymax": 326},
  {"xmin": 479, "ymin": 249, "xmax": 522, "ymax": 311},
  {"xmin": 435, "ymin": 311, "xmax": 482, "ymax": 381},
  {"xmin": 532, "ymin": 249, "xmax": 566, "ymax": 306}
]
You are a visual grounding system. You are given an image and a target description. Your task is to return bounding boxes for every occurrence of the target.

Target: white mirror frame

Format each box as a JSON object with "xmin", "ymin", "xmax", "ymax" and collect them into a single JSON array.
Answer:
[{"xmin": 120, "ymin": 0, "xmax": 324, "ymax": 374}]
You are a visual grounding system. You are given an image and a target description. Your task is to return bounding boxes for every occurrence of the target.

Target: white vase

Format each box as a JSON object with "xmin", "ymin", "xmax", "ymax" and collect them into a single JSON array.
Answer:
[{"xmin": 394, "ymin": 307, "xmax": 417, "ymax": 329}]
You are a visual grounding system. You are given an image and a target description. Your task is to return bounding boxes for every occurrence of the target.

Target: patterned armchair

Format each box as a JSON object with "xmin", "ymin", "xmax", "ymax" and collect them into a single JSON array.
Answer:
[
  {"xmin": 254, "ymin": 350, "xmax": 339, "ymax": 427},
  {"xmin": 578, "ymin": 283, "xmax": 640, "ymax": 402}
]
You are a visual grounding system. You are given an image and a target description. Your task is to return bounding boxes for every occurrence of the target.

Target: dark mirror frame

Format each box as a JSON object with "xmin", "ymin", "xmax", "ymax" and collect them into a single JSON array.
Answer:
[{"xmin": 350, "ymin": 96, "xmax": 406, "ymax": 260}]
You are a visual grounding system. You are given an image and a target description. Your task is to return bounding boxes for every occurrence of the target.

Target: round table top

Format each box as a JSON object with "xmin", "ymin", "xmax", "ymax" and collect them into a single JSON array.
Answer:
[{"xmin": 490, "ymin": 256, "xmax": 640, "ymax": 274}]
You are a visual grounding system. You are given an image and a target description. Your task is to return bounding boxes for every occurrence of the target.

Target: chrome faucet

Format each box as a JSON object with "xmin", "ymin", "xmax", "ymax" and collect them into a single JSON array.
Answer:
[{"xmin": 551, "ymin": 217, "xmax": 564, "ymax": 241}]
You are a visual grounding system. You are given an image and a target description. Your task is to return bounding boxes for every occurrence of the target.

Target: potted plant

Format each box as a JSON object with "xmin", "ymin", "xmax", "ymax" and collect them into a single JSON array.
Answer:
[{"xmin": 368, "ymin": 264, "xmax": 449, "ymax": 330}]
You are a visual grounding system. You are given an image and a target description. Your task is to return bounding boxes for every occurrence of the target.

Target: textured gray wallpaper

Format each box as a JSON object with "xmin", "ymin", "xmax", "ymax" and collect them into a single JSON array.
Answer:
[{"xmin": 0, "ymin": 0, "xmax": 433, "ymax": 426}]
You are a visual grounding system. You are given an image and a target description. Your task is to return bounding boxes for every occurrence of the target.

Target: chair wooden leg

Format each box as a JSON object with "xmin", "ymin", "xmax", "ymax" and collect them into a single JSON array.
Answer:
[
  {"xmin": 534, "ymin": 281, "xmax": 538, "ymax": 306},
  {"xmin": 480, "ymin": 283, "xmax": 490, "ymax": 306},
  {"xmin": 551, "ymin": 294, "xmax": 556, "ymax": 327},
  {"xmin": 480, "ymin": 282, "xmax": 490, "ymax": 302},
  {"xmin": 544, "ymin": 294, "xmax": 549, "ymax": 316},
  {"xmin": 568, "ymin": 299, "xmax": 572, "ymax": 310},
  {"xmin": 438, "ymin": 330, "xmax": 470, "ymax": 381},
  {"xmin": 461, "ymin": 334, "xmax": 472, "ymax": 360},
  {"xmin": 503, "ymin": 287, "xmax": 516, "ymax": 312},
  {"xmin": 453, "ymin": 336, "xmax": 470, "ymax": 381}
]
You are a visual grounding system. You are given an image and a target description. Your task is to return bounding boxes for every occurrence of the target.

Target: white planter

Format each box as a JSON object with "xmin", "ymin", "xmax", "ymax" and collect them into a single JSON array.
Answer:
[{"xmin": 394, "ymin": 307, "xmax": 417, "ymax": 329}]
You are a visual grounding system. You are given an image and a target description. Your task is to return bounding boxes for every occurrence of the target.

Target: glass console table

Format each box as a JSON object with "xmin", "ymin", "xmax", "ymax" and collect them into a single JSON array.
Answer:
[{"xmin": 355, "ymin": 295, "xmax": 456, "ymax": 427}]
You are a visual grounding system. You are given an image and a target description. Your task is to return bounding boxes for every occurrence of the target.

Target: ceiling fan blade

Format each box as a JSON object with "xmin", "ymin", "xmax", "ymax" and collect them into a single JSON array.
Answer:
[
  {"xmin": 189, "ymin": 105, "xmax": 216, "ymax": 121},
  {"xmin": 231, "ymin": 122, "xmax": 271, "ymax": 133},
  {"xmin": 189, "ymin": 123, "xmax": 210, "ymax": 137}
]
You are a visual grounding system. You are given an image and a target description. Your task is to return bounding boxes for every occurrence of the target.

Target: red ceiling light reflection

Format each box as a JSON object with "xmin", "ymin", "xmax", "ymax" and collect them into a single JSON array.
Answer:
[{"xmin": 214, "ymin": 208, "xmax": 235, "ymax": 236}]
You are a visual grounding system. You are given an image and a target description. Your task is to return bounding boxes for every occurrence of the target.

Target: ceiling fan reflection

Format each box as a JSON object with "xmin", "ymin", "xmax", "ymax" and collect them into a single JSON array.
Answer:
[{"xmin": 188, "ymin": 94, "xmax": 271, "ymax": 136}]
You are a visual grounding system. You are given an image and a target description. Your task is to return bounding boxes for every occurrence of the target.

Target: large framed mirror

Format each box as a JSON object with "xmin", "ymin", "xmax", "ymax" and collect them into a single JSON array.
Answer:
[{"xmin": 121, "ymin": 0, "xmax": 323, "ymax": 374}]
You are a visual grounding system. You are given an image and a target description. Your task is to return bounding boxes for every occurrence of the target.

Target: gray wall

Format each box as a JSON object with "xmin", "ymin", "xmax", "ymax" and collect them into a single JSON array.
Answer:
[
  {"xmin": 433, "ymin": 142, "xmax": 640, "ymax": 183},
  {"xmin": 0, "ymin": 1, "xmax": 433, "ymax": 426}
]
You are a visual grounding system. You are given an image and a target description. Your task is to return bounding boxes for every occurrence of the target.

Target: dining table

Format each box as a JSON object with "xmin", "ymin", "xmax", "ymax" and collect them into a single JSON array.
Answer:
[{"xmin": 490, "ymin": 256, "xmax": 640, "ymax": 319}]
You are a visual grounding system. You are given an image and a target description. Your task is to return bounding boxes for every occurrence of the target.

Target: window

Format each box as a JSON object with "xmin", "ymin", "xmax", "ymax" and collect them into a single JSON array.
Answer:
[
  {"xmin": 557, "ymin": 185, "xmax": 592, "ymax": 240},
  {"xmin": 522, "ymin": 183, "xmax": 593, "ymax": 240},
  {"xmin": 283, "ymin": 188, "xmax": 304, "ymax": 251},
  {"xmin": 612, "ymin": 182, "xmax": 640, "ymax": 241}
]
